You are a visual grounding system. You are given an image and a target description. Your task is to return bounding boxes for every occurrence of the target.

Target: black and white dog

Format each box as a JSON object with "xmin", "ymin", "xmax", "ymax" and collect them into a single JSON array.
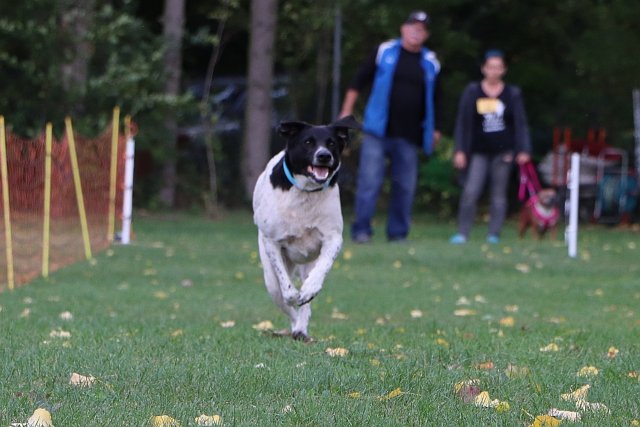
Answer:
[{"xmin": 252, "ymin": 115, "xmax": 360, "ymax": 342}]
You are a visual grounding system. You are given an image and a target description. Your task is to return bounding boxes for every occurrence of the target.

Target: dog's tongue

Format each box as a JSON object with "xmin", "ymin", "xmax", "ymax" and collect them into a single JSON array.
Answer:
[{"xmin": 308, "ymin": 165, "xmax": 329, "ymax": 181}]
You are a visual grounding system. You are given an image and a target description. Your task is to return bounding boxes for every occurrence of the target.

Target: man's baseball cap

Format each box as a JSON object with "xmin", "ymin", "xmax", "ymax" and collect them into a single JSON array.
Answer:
[{"xmin": 405, "ymin": 10, "xmax": 429, "ymax": 28}]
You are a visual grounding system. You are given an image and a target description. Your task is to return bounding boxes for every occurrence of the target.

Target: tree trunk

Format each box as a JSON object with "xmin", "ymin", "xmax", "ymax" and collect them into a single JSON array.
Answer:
[
  {"xmin": 60, "ymin": 0, "xmax": 95, "ymax": 113},
  {"xmin": 241, "ymin": 0, "xmax": 278, "ymax": 199},
  {"xmin": 159, "ymin": 0, "xmax": 185, "ymax": 208}
]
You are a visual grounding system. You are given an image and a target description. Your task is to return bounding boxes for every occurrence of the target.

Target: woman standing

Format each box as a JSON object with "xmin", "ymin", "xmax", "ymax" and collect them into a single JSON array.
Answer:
[{"xmin": 450, "ymin": 50, "xmax": 531, "ymax": 244}]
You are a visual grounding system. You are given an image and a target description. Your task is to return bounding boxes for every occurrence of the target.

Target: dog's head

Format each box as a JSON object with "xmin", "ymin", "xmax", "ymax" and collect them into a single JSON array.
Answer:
[
  {"xmin": 275, "ymin": 115, "xmax": 360, "ymax": 191},
  {"xmin": 537, "ymin": 188, "xmax": 558, "ymax": 208}
]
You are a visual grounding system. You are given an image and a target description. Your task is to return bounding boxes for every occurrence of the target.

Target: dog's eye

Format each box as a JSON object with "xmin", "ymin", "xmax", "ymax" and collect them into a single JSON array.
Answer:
[
  {"xmin": 327, "ymin": 139, "xmax": 336, "ymax": 148},
  {"xmin": 304, "ymin": 139, "xmax": 313, "ymax": 146}
]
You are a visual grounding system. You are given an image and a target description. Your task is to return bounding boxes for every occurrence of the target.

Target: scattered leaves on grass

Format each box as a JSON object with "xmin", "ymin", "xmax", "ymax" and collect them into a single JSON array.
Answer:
[
  {"xmin": 150, "ymin": 415, "xmax": 180, "ymax": 426},
  {"xmin": 539, "ymin": 343, "xmax": 559, "ymax": 352},
  {"xmin": 194, "ymin": 414, "xmax": 222, "ymax": 426},
  {"xmin": 548, "ymin": 408, "xmax": 581, "ymax": 422},
  {"xmin": 560, "ymin": 384, "xmax": 590, "ymax": 402},
  {"xmin": 325, "ymin": 347, "xmax": 349, "ymax": 357},
  {"xmin": 576, "ymin": 366, "xmax": 599, "ymax": 378},
  {"xmin": 69, "ymin": 372, "xmax": 95, "ymax": 387},
  {"xmin": 252, "ymin": 320, "xmax": 274, "ymax": 331},
  {"xmin": 378, "ymin": 388, "xmax": 403, "ymax": 401},
  {"xmin": 607, "ymin": 346, "xmax": 619, "ymax": 359},
  {"xmin": 530, "ymin": 415, "xmax": 561, "ymax": 427}
]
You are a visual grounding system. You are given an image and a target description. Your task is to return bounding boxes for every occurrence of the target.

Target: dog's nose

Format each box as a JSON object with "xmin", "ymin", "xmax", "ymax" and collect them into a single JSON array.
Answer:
[{"xmin": 314, "ymin": 149, "xmax": 333, "ymax": 165}]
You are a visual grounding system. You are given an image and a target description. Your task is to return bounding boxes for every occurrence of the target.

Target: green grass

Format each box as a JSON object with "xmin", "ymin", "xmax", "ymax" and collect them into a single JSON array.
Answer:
[{"xmin": 1, "ymin": 212, "xmax": 639, "ymax": 426}]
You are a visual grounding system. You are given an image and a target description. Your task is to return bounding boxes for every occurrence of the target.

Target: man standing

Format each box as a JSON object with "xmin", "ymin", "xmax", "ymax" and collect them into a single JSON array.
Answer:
[{"xmin": 340, "ymin": 11, "xmax": 441, "ymax": 243}]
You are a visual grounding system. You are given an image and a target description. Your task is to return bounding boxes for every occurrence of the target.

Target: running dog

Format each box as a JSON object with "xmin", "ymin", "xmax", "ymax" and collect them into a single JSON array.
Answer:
[{"xmin": 252, "ymin": 115, "xmax": 360, "ymax": 342}]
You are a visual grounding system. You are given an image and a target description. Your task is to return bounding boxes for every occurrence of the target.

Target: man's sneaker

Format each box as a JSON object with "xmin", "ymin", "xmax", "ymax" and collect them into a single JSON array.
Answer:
[
  {"xmin": 352, "ymin": 234, "xmax": 371, "ymax": 244},
  {"xmin": 449, "ymin": 234, "xmax": 467, "ymax": 244},
  {"xmin": 486, "ymin": 234, "xmax": 500, "ymax": 244}
]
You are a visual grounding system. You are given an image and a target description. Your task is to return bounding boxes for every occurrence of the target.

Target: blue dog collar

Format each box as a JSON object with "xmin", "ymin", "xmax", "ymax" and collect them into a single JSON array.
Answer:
[{"xmin": 283, "ymin": 158, "xmax": 332, "ymax": 192}]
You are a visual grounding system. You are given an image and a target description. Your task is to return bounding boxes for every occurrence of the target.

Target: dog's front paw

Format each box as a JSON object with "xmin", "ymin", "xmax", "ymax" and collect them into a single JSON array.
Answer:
[
  {"xmin": 291, "ymin": 331, "xmax": 312, "ymax": 343},
  {"xmin": 297, "ymin": 290, "xmax": 318, "ymax": 306},
  {"xmin": 282, "ymin": 287, "xmax": 300, "ymax": 306}
]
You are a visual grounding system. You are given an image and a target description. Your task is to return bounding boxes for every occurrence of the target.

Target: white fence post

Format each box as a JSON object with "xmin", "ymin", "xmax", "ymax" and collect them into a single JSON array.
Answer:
[
  {"xmin": 120, "ymin": 126, "xmax": 135, "ymax": 245},
  {"xmin": 566, "ymin": 153, "xmax": 580, "ymax": 258}
]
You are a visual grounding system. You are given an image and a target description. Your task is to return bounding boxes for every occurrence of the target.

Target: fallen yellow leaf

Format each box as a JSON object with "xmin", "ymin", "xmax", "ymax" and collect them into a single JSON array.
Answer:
[
  {"xmin": 325, "ymin": 347, "xmax": 349, "ymax": 357},
  {"xmin": 342, "ymin": 249, "xmax": 352, "ymax": 260},
  {"xmin": 539, "ymin": 343, "xmax": 559, "ymax": 352},
  {"xmin": 530, "ymin": 415, "xmax": 561, "ymax": 427},
  {"xmin": 607, "ymin": 346, "xmax": 619, "ymax": 359},
  {"xmin": 153, "ymin": 291, "xmax": 169, "ymax": 300},
  {"xmin": 252, "ymin": 320, "xmax": 274, "ymax": 331},
  {"xmin": 348, "ymin": 391, "xmax": 361, "ymax": 399},
  {"xmin": 495, "ymin": 401, "xmax": 510, "ymax": 413},
  {"xmin": 27, "ymin": 408, "xmax": 54, "ymax": 427},
  {"xmin": 69, "ymin": 372, "xmax": 95, "ymax": 387},
  {"xmin": 499, "ymin": 316, "xmax": 515, "ymax": 327},
  {"xmin": 475, "ymin": 361, "xmax": 494, "ymax": 370},
  {"xmin": 560, "ymin": 384, "xmax": 590, "ymax": 402},
  {"xmin": 576, "ymin": 366, "xmax": 599, "ymax": 377},
  {"xmin": 453, "ymin": 309, "xmax": 477, "ymax": 317},
  {"xmin": 331, "ymin": 309, "xmax": 348, "ymax": 320},
  {"xmin": 378, "ymin": 387, "xmax": 403, "ymax": 401},
  {"xmin": 194, "ymin": 414, "xmax": 222, "ymax": 426},
  {"xmin": 170, "ymin": 329, "xmax": 183, "ymax": 337},
  {"xmin": 435, "ymin": 338, "xmax": 449, "ymax": 348},
  {"xmin": 473, "ymin": 391, "xmax": 500, "ymax": 408},
  {"xmin": 150, "ymin": 415, "xmax": 180, "ymax": 426}
]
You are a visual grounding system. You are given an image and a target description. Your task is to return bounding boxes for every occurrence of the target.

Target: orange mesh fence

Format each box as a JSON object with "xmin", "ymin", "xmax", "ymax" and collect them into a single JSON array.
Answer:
[{"xmin": 0, "ymin": 116, "xmax": 126, "ymax": 291}]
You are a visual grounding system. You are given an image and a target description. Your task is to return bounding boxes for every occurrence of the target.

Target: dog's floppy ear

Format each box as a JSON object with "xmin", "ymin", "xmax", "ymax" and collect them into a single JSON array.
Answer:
[
  {"xmin": 331, "ymin": 115, "xmax": 361, "ymax": 143},
  {"xmin": 278, "ymin": 120, "xmax": 310, "ymax": 139}
]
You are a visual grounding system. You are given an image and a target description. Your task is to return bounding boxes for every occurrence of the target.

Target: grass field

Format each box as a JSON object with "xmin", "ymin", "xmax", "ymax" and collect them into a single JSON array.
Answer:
[{"xmin": 1, "ymin": 212, "xmax": 639, "ymax": 426}]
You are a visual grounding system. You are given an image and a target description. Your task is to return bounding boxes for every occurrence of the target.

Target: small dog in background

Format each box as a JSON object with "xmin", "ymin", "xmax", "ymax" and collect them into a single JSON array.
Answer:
[
  {"xmin": 518, "ymin": 187, "xmax": 560, "ymax": 239},
  {"xmin": 253, "ymin": 115, "xmax": 360, "ymax": 342}
]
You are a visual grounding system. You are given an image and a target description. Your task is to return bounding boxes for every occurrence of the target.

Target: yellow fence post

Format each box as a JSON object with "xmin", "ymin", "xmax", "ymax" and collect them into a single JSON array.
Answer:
[
  {"xmin": 42, "ymin": 123, "xmax": 53, "ymax": 278},
  {"xmin": 0, "ymin": 116, "xmax": 14, "ymax": 290},
  {"xmin": 107, "ymin": 106, "xmax": 120, "ymax": 242},
  {"xmin": 64, "ymin": 117, "xmax": 92, "ymax": 260}
]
